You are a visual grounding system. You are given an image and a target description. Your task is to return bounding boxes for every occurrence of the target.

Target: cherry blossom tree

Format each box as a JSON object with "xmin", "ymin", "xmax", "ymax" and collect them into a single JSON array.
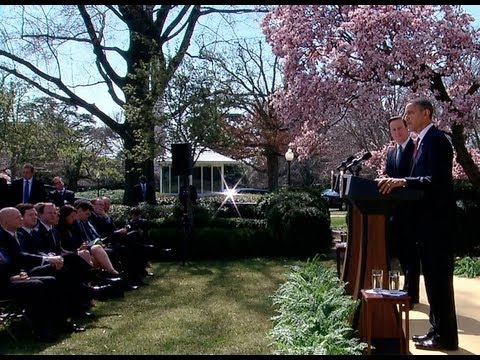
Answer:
[{"xmin": 263, "ymin": 5, "xmax": 480, "ymax": 192}]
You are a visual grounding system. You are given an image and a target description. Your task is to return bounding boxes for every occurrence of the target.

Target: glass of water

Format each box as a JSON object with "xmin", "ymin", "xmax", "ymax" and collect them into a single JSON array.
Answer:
[
  {"xmin": 372, "ymin": 269, "xmax": 383, "ymax": 291},
  {"xmin": 389, "ymin": 270, "xmax": 401, "ymax": 292}
]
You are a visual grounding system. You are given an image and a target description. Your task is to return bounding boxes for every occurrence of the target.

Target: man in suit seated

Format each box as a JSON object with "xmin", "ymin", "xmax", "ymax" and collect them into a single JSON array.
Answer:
[
  {"xmin": 47, "ymin": 176, "xmax": 76, "ymax": 207},
  {"xmin": 0, "ymin": 207, "xmax": 85, "ymax": 341},
  {"xmin": 9, "ymin": 163, "xmax": 47, "ymax": 207},
  {"xmin": 89, "ymin": 197, "xmax": 151, "ymax": 286},
  {"xmin": 133, "ymin": 175, "xmax": 157, "ymax": 205},
  {"xmin": 33, "ymin": 202, "xmax": 104, "ymax": 317}
]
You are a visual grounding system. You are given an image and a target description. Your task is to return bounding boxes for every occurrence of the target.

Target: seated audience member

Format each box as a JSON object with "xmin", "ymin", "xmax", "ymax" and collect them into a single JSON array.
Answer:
[
  {"xmin": 58, "ymin": 204, "xmax": 119, "ymax": 276},
  {"xmin": 89, "ymin": 197, "xmax": 151, "ymax": 286},
  {"xmin": 128, "ymin": 207, "xmax": 150, "ymax": 240},
  {"xmin": 9, "ymin": 163, "xmax": 47, "ymax": 207},
  {"xmin": 16, "ymin": 203, "xmax": 101, "ymax": 318},
  {"xmin": 33, "ymin": 202, "xmax": 107, "ymax": 315},
  {"xmin": 47, "ymin": 176, "xmax": 76, "ymax": 207},
  {"xmin": 0, "ymin": 207, "xmax": 85, "ymax": 341}
]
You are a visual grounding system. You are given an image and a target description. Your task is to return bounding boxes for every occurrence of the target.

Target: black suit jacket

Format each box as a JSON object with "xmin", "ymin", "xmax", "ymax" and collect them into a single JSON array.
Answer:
[
  {"xmin": 47, "ymin": 189, "xmax": 76, "ymax": 207},
  {"xmin": 133, "ymin": 182, "xmax": 157, "ymax": 205},
  {"xmin": 17, "ymin": 227, "xmax": 46, "ymax": 256},
  {"xmin": 89, "ymin": 213, "xmax": 117, "ymax": 238},
  {"xmin": 385, "ymin": 138, "xmax": 414, "ymax": 178},
  {"xmin": 57, "ymin": 222, "xmax": 84, "ymax": 252},
  {"xmin": 34, "ymin": 222, "xmax": 64, "ymax": 255},
  {"xmin": 0, "ymin": 227, "xmax": 44, "ymax": 273},
  {"xmin": 0, "ymin": 177, "xmax": 9, "ymax": 209},
  {"xmin": 10, "ymin": 177, "xmax": 47, "ymax": 206},
  {"xmin": 405, "ymin": 125, "xmax": 455, "ymax": 250}
]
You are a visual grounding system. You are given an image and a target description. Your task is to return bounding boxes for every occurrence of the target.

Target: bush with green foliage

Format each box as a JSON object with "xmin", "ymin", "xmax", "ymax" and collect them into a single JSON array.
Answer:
[
  {"xmin": 269, "ymin": 256, "xmax": 366, "ymax": 355},
  {"xmin": 197, "ymin": 193, "xmax": 264, "ymax": 219},
  {"xmin": 454, "ymin": 256, "xmax": 480, "ymax": 278},
  {"xmin": 79, "ymin": 187, "xmax": 332, "ymax": 258},
  {"xmin": 259, "ymin": 188, "xmax": 332, "ymax": 256},
  {"xmin": 76, "ymin": 189, "xmax": 124, "ymax": 204},
  {"xmin": 453, "ymin": 180, "xmax": 480, "ymax": 256}
]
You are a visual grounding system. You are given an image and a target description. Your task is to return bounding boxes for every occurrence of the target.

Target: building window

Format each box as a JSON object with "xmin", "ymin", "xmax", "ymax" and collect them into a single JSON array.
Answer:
[
  {"xmin": 193, "ymin": 167, "xmax": 201, "ymax": 192},
  {"xmin": 202, "ymin": 166, "xmax": 212, "ymax": 193},
  {"xmin": 161, "ymin": 166, "xmax": 170, "ymax": 194},
  {"xmin": 213, "ymin": 166, "xmax": 222, "ymax": 192}
]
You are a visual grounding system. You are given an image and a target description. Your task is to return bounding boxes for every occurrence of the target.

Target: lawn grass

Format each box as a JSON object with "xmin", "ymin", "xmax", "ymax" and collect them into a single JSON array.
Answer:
[
  {"xmin": 330, "ymin": 210, "xmax": 347, "ymax": 231},
  {"xmin": 1, "ymin": 257, "xmax": 335, "ymax": 355}
]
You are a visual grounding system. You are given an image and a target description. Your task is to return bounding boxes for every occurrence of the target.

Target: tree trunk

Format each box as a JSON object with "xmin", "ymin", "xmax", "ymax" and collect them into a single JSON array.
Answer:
[
  {"xmin": 451, "ymin": 123, "xmax": 480, "ymax": 196},
  {"xmin": 122, "ymin": 126, "xmax": 156, "ymax": 206},
  {"xmin": 266, "ymin": 151, "xmax": 279, "ymax": 191}
]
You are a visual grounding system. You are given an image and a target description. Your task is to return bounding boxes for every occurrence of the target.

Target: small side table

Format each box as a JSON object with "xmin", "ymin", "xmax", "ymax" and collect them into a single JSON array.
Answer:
[{"xmin": 360, "ymin": 289, "xmax": 411, "ymax": 355}]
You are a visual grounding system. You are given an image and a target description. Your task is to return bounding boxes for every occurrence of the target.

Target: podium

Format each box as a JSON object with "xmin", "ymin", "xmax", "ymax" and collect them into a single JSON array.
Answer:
[{"xmin": 338, "ymin": 175, "xmax": 422, "ymax": 353}]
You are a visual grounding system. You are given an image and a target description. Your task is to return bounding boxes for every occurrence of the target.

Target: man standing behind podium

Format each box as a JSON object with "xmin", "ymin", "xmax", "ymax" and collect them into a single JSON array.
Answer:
[
  {"xmin": 377, "ymin": 99, "xmax": 458, "ymax": 351},
  {"xmin": 384, "ymin": 116, "xmax": 420, "ymax": 305}
]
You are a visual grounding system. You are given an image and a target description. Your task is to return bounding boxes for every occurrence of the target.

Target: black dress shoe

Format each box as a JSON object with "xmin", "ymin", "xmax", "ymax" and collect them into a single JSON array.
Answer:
[
  {"xmin": 412, "ymin": 333, "xmax": 434, "ymax": 343},
  {"xmin": 62, "ymin": 321, "xmax": 86, "ymax": 333},
  {"xmin": 125, "ymin": 283, "xmax": 139, "ymax": 291},
  {"xmin": 90, "ymin": 284, "xmax": 113, "ymax": 300},
  {"xmin": 80, "ymin": 311, "xmax": 95, "ymax": 319},
  {"xmin": 415, "ymin": 338, "xmax": 458, "ymax": 351}
]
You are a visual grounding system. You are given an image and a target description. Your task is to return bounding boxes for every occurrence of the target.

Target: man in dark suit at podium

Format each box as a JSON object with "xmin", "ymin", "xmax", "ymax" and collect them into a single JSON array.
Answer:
[
  {"xmin": 384, "ymin": 116, "xmax": 420, "ymax": 305},
  {"xmin": 377, "ymin": 99, "xmax": 458, "ymax": 351},
  {"xmin": 9, "ymin": 163, "xmax": 47, "ymax": 207}
]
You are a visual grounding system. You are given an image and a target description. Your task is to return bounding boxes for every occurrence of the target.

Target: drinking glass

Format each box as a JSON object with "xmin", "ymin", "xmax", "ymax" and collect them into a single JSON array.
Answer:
[
  {"xmin": 389, "ymin": 270, "xmax": 401, "ymax": 292},
  {"xmin": 372, "ymin": 269, "xmax": 383, "ymax": 291}
]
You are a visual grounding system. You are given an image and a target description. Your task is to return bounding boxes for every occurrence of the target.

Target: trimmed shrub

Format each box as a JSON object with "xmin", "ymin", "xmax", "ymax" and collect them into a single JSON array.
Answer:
[{"xmin": 259, "ymin": 188, "xmax": 332, "ymax": 257}]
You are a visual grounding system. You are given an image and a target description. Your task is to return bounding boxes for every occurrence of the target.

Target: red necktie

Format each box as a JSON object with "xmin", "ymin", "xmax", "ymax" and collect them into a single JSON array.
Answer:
[{"xmin": 412, "ymin": 138, "xmax": 420, "ymax": 159}]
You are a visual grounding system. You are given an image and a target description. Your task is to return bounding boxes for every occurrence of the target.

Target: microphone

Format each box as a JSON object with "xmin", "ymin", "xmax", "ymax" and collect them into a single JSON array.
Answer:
[
  {"xmin": 336, "ymin": 155, "xmax": 355, "ymax": 171},
  {"xmin": 345, "ymin": 152, "xmax": 372, "ymax": 173}
]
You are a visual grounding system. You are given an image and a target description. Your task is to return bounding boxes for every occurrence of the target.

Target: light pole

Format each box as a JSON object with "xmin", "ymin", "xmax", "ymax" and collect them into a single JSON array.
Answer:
[{"xmin": 285, "ymin": 148, "xmax": 294, "ymax": 187}]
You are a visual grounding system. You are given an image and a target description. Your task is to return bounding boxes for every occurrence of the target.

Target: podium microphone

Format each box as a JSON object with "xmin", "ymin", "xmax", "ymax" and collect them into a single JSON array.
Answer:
[
  {"xmin": 336, "ymin": 155, "xmax": 355, "ymax": 171},
  {"xmin": 345, "ymin": 152, "xmax": 372, "ymax": 174}
]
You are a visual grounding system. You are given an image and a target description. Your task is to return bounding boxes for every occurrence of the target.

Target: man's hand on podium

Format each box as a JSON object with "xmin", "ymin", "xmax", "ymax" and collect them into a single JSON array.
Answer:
[{"xmin": 375, "ymin": 177, "xmax": 407, "ymax": 194}]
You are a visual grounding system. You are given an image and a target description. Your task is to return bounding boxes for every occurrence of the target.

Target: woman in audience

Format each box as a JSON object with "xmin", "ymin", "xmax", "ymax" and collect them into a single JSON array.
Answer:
[{"xmin": 56, "ymin": 205, "xmax": 119, "ymax": 276}]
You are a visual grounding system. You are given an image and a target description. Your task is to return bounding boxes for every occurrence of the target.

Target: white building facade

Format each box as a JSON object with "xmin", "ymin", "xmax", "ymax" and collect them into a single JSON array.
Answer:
[{"xmin": 157, "ymin": 148, "xmax": 238, "ymax": 194}]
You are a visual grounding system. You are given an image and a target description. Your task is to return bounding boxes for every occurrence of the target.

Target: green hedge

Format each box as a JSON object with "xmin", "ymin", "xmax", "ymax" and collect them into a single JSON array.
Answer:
[
  {"xmin": 259, "ymin": 187, "xmax": 333, "ymax": 256},
  {"xmin": 454, "ymin": 180, "xmax": 480, "ymax": 256}
]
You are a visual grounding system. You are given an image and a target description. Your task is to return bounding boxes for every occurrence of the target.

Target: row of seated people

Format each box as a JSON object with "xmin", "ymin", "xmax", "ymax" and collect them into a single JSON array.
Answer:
[{"xmin": 0, "ymin": 198, "xmax": 154, "ymax": 343}]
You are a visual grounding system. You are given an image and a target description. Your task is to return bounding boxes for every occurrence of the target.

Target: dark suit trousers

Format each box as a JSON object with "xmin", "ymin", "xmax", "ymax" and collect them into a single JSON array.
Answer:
[
  {"xmin": 6, "ymin": 276, "xmax": 66, "ymax": 334},
  {"xmin": 106, "ymin": 232, "xmax": 148, "ymax": 281},
  {"xmin": 418, "ymin": 229, "xmax": 458, "ymax": 347},
  {"xmin": 388, "ymin": 208, "xmax": 420, "ymax": 301}
]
